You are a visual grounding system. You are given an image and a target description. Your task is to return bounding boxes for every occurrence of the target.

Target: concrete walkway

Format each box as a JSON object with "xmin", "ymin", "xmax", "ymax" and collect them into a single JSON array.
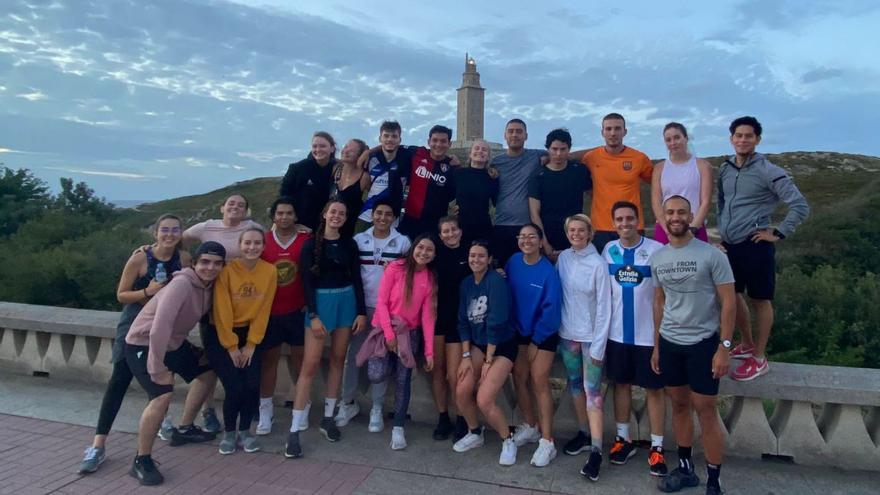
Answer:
[{"xmin": 0, "ymin": 373, "xmax": 875, "ymax": 495}]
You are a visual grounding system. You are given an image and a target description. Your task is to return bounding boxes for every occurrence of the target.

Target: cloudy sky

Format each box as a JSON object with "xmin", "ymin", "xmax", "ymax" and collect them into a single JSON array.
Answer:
[{"xmin": 1, "ymin": 0, "xmax": 878, "ymax": 202}]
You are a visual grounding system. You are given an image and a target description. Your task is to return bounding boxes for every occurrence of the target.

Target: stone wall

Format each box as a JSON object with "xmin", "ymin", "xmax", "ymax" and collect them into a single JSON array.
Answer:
[{"xmin": 1, "ymin": 301, "xmax": 878, "ymax": 470}]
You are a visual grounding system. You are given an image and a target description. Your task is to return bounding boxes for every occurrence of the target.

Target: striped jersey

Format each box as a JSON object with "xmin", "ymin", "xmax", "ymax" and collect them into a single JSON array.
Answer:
[{"xmin": 602, "ymin": 237, "xmax": 662, "ymax": 346}]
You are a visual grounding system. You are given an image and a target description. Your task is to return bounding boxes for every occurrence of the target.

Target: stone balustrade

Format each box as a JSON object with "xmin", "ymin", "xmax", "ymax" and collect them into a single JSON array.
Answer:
[{"xmin": 1, "ymin": 301, "xmax": 878, "ymax": 470}]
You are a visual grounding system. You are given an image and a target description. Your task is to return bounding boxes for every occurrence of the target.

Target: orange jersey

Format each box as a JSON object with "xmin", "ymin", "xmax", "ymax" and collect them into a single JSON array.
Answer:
[{"xmin": 581, "ymin": 146, "xmax": 653, "ymax": 231}]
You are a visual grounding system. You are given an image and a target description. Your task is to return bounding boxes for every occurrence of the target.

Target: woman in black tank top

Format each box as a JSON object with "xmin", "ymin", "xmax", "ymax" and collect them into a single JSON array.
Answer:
[
  {"xmin": 78, "ymin": 214, "xmax": 197, "ymax": 474},
  {"xmin": 331, "ymin": 139, "xmax": 371, "ymax": 238}
]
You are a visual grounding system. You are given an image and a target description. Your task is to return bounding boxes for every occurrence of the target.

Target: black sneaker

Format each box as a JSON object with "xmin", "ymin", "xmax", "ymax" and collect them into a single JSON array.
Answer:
[
  {"xmin": 432, "ymin": 415, "xmax": 453, "ymax": 441},
  {"xmin": 705, "ymin": 485, "xmax": 724, "ymax": 495},
  {"xmin": 169, "ymin": 424, "xmax": 216, "ymax": 446},
  {"xmin": 452, "ymin": 416, "xmax": 469, "ymax": 442},
  {"xmin": 563, "ymin": 431, "xmax": 591, "ymax": 456},
  {"xmin": 657, "ymin": 467, "xmax": 700, "ymax": 493},
  {"xmin": 608, "ymin": 436, "xmax": 637, "ymax": 465},
  {"xmin": 129, "ymin": 455, "xmax": 164, "ymax": 486},
  {"xmin": 319, "ymin": 417, "xmax": 341, "ymax": 442},
  {"xmin": 284, "ymin": 431, "xmax": 303, "ymax": 458},
  {"xmin": 579, "ymin": 450, "xmax": 602, "ymax": 482},
  {"xmin": 648, "ymin": 446, "xmax": 669, "ymax": 476}
]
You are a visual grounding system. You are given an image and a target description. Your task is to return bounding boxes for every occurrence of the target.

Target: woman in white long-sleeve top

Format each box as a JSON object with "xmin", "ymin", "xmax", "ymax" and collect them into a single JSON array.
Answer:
[{"xmin": 555, "ymin": 214, "xmax": 612, "ymax": 482}]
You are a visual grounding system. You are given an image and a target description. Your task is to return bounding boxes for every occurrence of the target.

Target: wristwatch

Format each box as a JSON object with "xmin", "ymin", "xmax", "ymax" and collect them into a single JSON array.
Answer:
[
  {"xmin": 720, "ymin": 339, "xmax": 732, "ymax": 349},
  {"xmin": 461, "ymin": 351, "xmax": 472, "ymax": 359}
]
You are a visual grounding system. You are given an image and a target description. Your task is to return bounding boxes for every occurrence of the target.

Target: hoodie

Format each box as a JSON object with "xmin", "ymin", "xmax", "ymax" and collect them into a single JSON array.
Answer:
[{"xmin": 125, "ymin": 267, "xmax": 214, "ymax": 381}]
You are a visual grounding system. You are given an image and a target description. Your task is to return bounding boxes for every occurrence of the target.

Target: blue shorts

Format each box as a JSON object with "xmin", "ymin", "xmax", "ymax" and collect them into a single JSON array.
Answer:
[{"xmin": 306, "ymin": 286, "xmax": 357, "ymax": 332}]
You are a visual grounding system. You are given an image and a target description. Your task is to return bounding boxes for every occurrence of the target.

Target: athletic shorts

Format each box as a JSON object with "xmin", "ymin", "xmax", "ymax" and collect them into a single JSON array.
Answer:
[
  {"xmin": 490, "ymin": 225, "xmax": 522, "ymax": 269},
  {"xmin": 658, "ymin": 334, "xmax": 720, "ymax": 396},
  {"xmin": 261, "ymin": 310, "xmax": 305, "ymax": 348},
  {"xmin": 125, "ymin": 341, "xmax": 212, "ymax": 400},
  {"xmin": 517, "ymin": 331, "xmax": 561, "ymax": 353},
  {"xmin": 305, "ymin": 286, "xmax": 357, "ymax": 332},
  {"xmin": 436, "ymin": 319, "xmax": 462, "ymax": 343},
  {"xmin": 604, "ymin": 340, "xmax": 664, "ymax": 390},
  {"xmin": 722, "ymin": 240, "xmax": 775, "ymax": 300},
  {"xmin": 474, "ymin": 339, "xmax": 518, "ymax": 364}
]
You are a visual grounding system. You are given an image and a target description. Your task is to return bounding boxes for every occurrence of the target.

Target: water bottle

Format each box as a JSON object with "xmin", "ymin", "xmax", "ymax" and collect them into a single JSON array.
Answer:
[{"xmin": 155, "ymin": 262, "xmax": 168, "ymax": 284}]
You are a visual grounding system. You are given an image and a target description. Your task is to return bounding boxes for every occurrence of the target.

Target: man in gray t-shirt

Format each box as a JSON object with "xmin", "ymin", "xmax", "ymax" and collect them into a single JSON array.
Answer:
[
  {"xmin": 649, "ymin": 195, "xmax": 735, "ymax": 495},
  {"xmin": 489, "ymin": 118, "xmax": 547, "ymax": 266}
]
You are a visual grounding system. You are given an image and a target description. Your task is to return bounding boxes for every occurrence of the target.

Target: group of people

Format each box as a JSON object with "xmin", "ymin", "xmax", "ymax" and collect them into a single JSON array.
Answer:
[{"xmin": 76, "ymin": 114, "xmax": 808, "ymax": 495}]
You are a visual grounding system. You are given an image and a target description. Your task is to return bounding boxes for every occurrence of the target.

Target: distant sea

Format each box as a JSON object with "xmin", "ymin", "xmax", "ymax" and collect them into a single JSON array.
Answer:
[{"xmin": 110, "ymin": 199, "xmax": 149, "ymax": 209}]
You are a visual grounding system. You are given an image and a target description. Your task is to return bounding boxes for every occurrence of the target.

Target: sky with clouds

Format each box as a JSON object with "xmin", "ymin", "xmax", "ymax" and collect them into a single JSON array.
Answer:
[{"xmin": 1, "ymin": 0, "xmax": 878, "ymax": 202}]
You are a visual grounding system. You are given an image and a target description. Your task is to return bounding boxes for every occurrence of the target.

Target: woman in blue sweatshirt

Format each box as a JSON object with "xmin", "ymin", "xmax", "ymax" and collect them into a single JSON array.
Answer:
[
  {"xmin": 505, "ymin": 223, "xmax": 562, "ymax": 468},
  {"xmin": 452, "ymin": 240, "xmax": 519, "ymax": 466}
]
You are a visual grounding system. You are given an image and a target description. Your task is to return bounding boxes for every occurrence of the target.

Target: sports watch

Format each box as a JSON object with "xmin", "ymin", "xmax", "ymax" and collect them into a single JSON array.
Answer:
[{"xmin": 720, "ymin": 339, "xmax": 732, "ymax": 349}]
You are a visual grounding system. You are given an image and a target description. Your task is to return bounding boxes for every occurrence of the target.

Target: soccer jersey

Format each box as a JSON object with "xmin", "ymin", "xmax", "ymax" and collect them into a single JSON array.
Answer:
[
  {"xmin": 581, "ymin": 146, "xmax": 653, "ymax": 232},
  {"xmin": 400, "ymin": 147, "xmax": 456, "ymax": 238},
  {"xmin": 354, "ymin": 227, "xmax": 411, "ymax": 308},
  {"xmin": 359, "ymin": 146, "xmax": 416, "ymax": 222},
  {"xmin": 262, "ymin": 230, "xmax": 310, "ymax": 315},
  {"xmin": 602, "ymin": 237, "xmax": 663, "ymax": 346}
]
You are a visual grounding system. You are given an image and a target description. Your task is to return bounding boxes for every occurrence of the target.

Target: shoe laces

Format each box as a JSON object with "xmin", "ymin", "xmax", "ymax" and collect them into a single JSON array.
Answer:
[
  {"xmin": 649, "ymin": 450, "xmax": 665, "ymax": 466},
  {"xmin": 83, "ymin": 446, "xmax": 101, "ymax": 459},
  {"xmin": 610, "ymin": 439, "xmax": 625, "ymax": 454}
]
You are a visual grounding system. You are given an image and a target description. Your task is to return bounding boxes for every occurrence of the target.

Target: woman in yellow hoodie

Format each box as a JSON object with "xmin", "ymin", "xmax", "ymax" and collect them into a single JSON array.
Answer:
[{"xmin": 206, "ymin": 227, "xmax": 277, "ymax": 455}]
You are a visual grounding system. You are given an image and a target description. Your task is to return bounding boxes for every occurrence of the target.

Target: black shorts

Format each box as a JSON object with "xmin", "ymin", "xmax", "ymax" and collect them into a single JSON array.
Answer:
[
  {"xmin": 490, "ymin": 225, "xmax": 522, "ymax": 269},
  {"xmin": 260, "ymin": 310, "xmax": 306, "ymax": 349},
  {"xmin": 517, "ymin": 331, "xmax": 561, "ymax": 353},
  {"xmin": 474, "ymin": 339, "xmax": 518, "ymax": 364},
  {"xmin": 658, "ymin": 334, "xmax": 720, "ymax": 396},
  {"xmin": 604, "ymin": 340, "xmax": 664, "ymax": 390},
  {"xmin": 723, "ymin": 240, "xmax": 775, "ymax": 300},
  {"xmin": 125, "ymin": 341, "xmax": 212, "ymax": 400}
]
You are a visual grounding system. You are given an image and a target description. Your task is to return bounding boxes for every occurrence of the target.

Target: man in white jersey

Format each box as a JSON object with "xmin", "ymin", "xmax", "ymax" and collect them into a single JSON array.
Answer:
[
  {"xmin": 650, "ymin": 195, "xmax": 735, "ymax": 495},
  {"xmin": 335, "ymin": 200, "xmax": 411, "ymax": 432},
  {"xmin": 601, "ymin": 201, "xmax": 667, "ymax": 476}
]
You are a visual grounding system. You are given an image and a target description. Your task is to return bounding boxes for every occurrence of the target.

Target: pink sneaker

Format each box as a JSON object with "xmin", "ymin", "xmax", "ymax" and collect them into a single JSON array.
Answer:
[
  {"xmin": 729, "ymin": 343, "xmax": 755, "ymax": 359},
  {"xmin": 730, "ymin": 356, "xmax": 769, "ymax": 381}
]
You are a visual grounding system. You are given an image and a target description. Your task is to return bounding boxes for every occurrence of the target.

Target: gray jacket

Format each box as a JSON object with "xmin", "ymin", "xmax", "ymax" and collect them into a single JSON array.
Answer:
[{"xmin": 717, "ymin": 153, "xmax": 809, "ymax": 244}]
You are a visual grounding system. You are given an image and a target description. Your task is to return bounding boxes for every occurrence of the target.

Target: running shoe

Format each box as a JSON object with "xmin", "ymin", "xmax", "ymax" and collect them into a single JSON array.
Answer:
[
  {"xmin": 78, "ymin": 446, "xmax": 105, "ymax": 474},
  {"xmin": 657, "ymin": 467, "xmax": 699, "ymax": 492},
  {"xmin": 334, "ymin": 401, "xmax": 360, "ymax": 427},
  {"xmin": 239, "ymin": 431, "xmax": 261, "ymax": 453},
  {"xmin": 530, "ymin": 438, "xmax": 557, "ymax": 467},
  {"xmin": 170, "ymin": 424, "xmax": 216, "ymax": 446},
  {"xmin": 284, "ymin": 431, "xmax": 303, "ymax": 458},
  {"xmin": 609, "ymin": 436, "xmax": 637, "ymax": 464},
  {"xmin": 218, "ymin": 431, "xmax": 237, "ymax": 455},
  {"xmin": 129, "ymin": 455, "xmax": 163, "ymax": 486},
  {"xmin": 390, "ymin": 426, "xmax": 407, "ymax": 450},
  {"xmin": 706, "ymin": 485, "xmax": 724, "ymax": 495},
  {"xmin": 368, "ymin": 405, "xmax": 384, "ymax": 433},
  {"xmin": 319, "ymin": 417, "xmax": 341, "ymax": 442},
  {"xmin": 580, "ymin": 450, "xmax": 602, "ymax": 482},
  {"xmin": 563, "ymin": 431, "xmax": 591, "ymax": 456},
  {"xmin": 202, "ymin": 408, "xmax": 222, "ymax": 434},
  {"xmin": 499, "ymin": 436, "xmax": 518, "ymax": 466},
  {"xmin": 730, "ymin": 356, "xmax": 769, "ymax": 381},
  {"xmin": 452, "ymin": 428, "xmax": 484, "ymax": 453},
  {"xmin": 648, "ymin": 446, "xmax": 668, "ymax": 476},
  {"xmin": 729, "ymin": 343, "xmax": 754, "ymax": 359},
  {"xmin": 512, "ymin": 423, "xmax": 540, "ymax": 447},
  {"xmin": 157, "ymin": 417, "xmax": 174, "ymax": 441}
]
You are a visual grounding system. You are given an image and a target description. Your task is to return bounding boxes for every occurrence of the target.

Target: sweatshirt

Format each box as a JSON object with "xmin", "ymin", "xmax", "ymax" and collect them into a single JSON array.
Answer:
[
  {"xmin": 457, "ymin": 270, "xmax": 514, "ymax": 346},
  {"xmin": 371, "ymin": 259, "xmax": 436, "ymax": 358},
  {"xmin": 125, "ymin": 268, "xmax": 214, "ymax": 381},
  {"xmin": 505, "ymin": 253, "xmax": 562, "ymax": 345},
  {"xmin": 717, "ymin": 153, "xmax": 809, "ymax": 244},
  {"xmin": 556, "ymin": 244, "xmax": 612, "ymax": 361},
  {"xmin": 212, "ymin": 258, "xmax": 278, "ymax": 350}
]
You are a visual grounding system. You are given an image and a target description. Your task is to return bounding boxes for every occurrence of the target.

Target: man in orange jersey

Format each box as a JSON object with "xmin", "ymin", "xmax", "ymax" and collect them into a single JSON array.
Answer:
[{"xmin": 571, "ymin": 113, "xmax": 653, "ymax": 253}]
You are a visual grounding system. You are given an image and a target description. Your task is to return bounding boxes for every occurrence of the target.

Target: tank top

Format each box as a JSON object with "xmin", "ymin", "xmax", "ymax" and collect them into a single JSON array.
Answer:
[
  {"xmin": 332, "ymin": 166, "xmax": 365, "ymax": 238},
  {"xmin": 660, "ymin": 154, "xmax": 703, "ymax": 224},
  {"xmin": 112, "ymin": 247, "xmax": 182, "ymax": 363}
]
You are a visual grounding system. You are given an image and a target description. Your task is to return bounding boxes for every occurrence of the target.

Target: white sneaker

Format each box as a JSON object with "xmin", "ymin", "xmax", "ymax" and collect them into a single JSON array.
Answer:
[
  {"xmin": 256, "ymin": 402, "xmax": 273, "ymax": 435},
  {"xmin": 368, "ymin": 405, "xmax": 384, "ymax": 433},
  {"xmin": 530, "ymin": 438, "xmax": 557, "ymax": 467},
  {"xmin": 512, "ymin": 423, "xmax": 540, "ymax": 447},
  {"xmin": 334, "ymin": 401, "xmax": 360, "ymax": 427},
  {"xmin": 390, "ymin": 426, "xmax": 407, "ymax": 450},
  {"xmin": 453, "ymin": 428, "xmax": 484, "ymax": 453},
  {"xmin": 298, "ymin": 401, "xmax": 311, "ymax": 431},
  {"xmin": 499, "ymin": 436, "xmax": 518, "ymax": 466}
]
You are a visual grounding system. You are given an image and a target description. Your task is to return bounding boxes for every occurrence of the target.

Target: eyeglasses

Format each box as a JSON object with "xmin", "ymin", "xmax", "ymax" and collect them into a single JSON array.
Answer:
[
  {"xmin": 159, "ymin": 227, "xmax": 182, "ymax": 234},
  {"xmin": 517, "ymin": 234, "xmax": 539, "ymax": 240}
]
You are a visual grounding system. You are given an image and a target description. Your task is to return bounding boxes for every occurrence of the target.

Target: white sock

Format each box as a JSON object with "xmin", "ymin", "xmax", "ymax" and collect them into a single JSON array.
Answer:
[
  {"xmin": 291, "ymin": 410, "xmax": 304, "ymax": 432},
  {"xmin": 651, "ymin": 434, "xmax": 664, "ymax": 448},
  {"xmin": 324, "ymin": 398, "xmax": 337, "ymax": 418},
  {"xmin": 260, "ymin": 397, "xmax": 272, "ymax": 408},
  {"xmin": 617, "ymin": 423, "xmax": 630, "ymax": 442}
]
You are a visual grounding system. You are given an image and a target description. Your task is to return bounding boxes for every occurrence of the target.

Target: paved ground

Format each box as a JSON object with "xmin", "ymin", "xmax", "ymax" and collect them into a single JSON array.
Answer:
[{"xmin": 0, "ymin": 372, "xmax": 876, "ymax": 494}]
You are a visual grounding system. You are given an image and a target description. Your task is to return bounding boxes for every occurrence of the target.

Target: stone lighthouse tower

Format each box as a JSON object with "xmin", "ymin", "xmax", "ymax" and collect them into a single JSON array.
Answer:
[{"xmin": 456, "ymin": 53, "xmax": 484, "ymax": 143}]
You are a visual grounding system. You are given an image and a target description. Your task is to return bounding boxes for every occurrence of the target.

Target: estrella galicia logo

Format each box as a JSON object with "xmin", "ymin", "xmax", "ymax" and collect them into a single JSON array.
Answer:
[{"xmin": 615, "ymin": 265, "xmax": 643, "ymax": 287}]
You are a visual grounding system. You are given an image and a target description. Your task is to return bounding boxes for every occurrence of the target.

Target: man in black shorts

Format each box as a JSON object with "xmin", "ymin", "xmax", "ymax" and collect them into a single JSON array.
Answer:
[
  {"xmin": 717, "ymin": 116, "xmax": 809, "ymax": 381},
  {"xmin": 650, "ymin": 196, "xmax": 735, "ymax": 495},
  {"xmin": 124, "ymin": 242, "xmax": 225, "ymax": 485}
]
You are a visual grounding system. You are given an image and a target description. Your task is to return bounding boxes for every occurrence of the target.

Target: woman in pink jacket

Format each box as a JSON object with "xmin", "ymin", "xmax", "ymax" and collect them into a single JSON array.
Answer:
[{"xmin": 372, "ymin": 233, "xmax": 438, "ymax": 450}]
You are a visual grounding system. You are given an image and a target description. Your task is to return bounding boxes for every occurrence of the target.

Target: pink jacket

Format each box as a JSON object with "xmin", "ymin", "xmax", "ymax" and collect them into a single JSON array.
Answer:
[
  {"xmin": 371, "ymin": 259, "xmax": 435, "ymax": 358},
  {"xmin": 125, "ymin": 268, "xmax": 214, "ymax": 381}
]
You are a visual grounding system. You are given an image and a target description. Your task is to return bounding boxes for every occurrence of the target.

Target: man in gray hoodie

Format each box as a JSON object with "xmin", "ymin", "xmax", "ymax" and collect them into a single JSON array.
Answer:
[
  {"xmin": 716, "ymin": 116, "xmax": 809, "ymax": 382},
  {"xmin": 124, "ymin": 242, "xmax": 226, "ymax": 485}
]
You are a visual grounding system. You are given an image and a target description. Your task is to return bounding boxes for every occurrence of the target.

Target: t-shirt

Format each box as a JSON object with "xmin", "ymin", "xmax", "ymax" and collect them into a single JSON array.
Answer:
[
  {"xmin": 491, "ymin": 148, "xmax": 547, "ymax": 226},
  {"xmin": 262, "ymin": 230, "xmax": 310, "ymax": 315},
  {"xmin": 354, "ymin": 228, "xmax": 411, "ymax": 308},
  {"xmin": 602, "ymin": 237, "xmax": 663, "ymax": 346},
  {"xmin": 528, "ymin": 161, "xmax": 592, "ymax": 248},
  {"xmin": 454, "ymin": 167, "xmax": 499, "ymax": 229},
  {"xmin": 650, "ymin": 238, "xmax": 735, "ymax": 345},
  {"xmin": 359, "ymin": 146, "xmax": 416, "ymax": 222},
  {"xmin": 435, "ymin": 242, "xmax": 471, "ymax": 334},
  {"xmin": 400, "ymin": 147, "xmax": 456, "ymax": 238},
  {"xmin": 183, "ymin": 219, "xmax": 264, "ymax": 260},
  {"xmin": 581, "ymin": 146, "xmax": 653, "ymax": 232}
]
